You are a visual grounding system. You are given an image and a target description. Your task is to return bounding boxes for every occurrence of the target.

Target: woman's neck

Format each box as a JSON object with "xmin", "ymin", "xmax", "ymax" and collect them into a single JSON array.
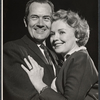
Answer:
[{"xmin": 62, "ymin": 45, "xmax": 80, "ymax": 57}]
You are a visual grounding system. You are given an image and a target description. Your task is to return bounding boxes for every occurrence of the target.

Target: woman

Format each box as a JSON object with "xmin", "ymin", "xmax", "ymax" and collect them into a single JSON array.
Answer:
[{"xmin": 21, "ymin": 10, "xmax": 98, "ymax": 100}]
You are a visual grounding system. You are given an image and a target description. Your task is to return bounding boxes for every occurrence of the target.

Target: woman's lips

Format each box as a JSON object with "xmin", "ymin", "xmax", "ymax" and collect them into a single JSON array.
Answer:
[{"xmin": 53, "ymin": 42, "xmax": 63, "ymax": 47}]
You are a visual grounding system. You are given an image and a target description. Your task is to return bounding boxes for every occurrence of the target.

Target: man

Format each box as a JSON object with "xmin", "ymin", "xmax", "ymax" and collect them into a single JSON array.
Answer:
[{"xmin": 3, "ymin": 0, "xmax": 59, "ymax": 100}]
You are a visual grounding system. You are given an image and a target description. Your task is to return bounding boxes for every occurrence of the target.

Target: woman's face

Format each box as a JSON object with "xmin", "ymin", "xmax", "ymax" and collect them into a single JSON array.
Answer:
[{"xmin": 50, "ymin": 20, "xmax": 78, "ymax": 55}]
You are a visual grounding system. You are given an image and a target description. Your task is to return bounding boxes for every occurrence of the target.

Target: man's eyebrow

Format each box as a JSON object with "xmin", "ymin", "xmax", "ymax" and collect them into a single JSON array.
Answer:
[
  {"xmin": 43, "ymin": 15, "xmax": 51, "ymax": 17},
  {"xmin": 30, "ymin": 15, "xmax": 38, "ymax": 17}
]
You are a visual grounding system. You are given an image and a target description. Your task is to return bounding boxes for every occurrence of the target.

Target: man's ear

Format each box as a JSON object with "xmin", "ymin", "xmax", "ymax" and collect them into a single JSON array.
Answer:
[{"xmin": 23, "ymin": 18, "xmax": 27, "ymax": 27}]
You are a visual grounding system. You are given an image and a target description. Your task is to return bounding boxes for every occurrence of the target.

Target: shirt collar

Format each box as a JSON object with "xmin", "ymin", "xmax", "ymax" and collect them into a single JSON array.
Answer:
[{"xmin": 37, "ymin": 41, "xmax": 46, "ymax": 47}]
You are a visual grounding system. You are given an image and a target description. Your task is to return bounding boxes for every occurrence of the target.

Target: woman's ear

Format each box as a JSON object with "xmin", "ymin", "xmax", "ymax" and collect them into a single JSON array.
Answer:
[{"xmin": 23, "ymin": 18, "xmax": 27, "ymax": 27}]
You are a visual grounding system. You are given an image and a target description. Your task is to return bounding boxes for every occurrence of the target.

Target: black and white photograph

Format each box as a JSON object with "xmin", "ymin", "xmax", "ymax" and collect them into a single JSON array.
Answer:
[{"xmin": 3, "ymin": 0, "xmax": 98, "ymax": 100}]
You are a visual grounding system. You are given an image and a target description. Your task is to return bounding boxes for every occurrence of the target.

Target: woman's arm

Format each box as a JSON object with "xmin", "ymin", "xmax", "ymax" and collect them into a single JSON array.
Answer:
[
  {"xmin": 21, "ymin": 55, "xmax": 67, "ymax": 100},
  {"xmin": 21, "ymin": 55, "xmax": 47, "ymax": 93}
]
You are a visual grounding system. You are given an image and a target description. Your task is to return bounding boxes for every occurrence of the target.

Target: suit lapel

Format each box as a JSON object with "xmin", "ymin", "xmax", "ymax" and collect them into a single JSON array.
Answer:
[
  {"xmin": 21, "ymin": 35, "xmax": 60, "ymax": 76},
  {"xmin": 22, "ymin": 35, "xmax": 48, "ymax": 64}
]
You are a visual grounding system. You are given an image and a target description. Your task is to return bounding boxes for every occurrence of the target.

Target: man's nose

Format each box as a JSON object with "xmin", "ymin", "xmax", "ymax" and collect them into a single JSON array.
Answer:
[{"xmin": 37, "ymin": 18, "xmax": 44, "ymax": 27}]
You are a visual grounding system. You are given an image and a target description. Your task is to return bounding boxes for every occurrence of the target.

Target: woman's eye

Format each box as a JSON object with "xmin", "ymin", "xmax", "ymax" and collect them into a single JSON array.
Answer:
[
  {"xmin": 50, "ymin": 31, "xmax": 55, "ymax": 36},
  {"xmin": 59, "ymin": 31, "xmax": 65, "ymax": 34}
]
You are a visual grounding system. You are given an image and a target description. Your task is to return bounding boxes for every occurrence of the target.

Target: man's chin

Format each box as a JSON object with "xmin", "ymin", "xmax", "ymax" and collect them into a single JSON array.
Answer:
[{"xmin": 32, "ymin": 37, "xmax": 45, "ymax": 44}]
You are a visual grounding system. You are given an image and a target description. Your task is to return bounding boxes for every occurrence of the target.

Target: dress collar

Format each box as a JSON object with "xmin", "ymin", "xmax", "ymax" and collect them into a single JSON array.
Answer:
[{"xmin": 64, "ymin": 46, "xmax": 86, "ymax": 61}]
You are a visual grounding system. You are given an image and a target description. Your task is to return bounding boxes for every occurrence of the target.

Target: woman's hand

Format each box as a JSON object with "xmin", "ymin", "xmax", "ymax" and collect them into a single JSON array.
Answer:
[
  {"xmin": 51, "ymin": 77, "xmax": 57, "ymax": 92},
  {"xmin": 21, "ymin": 55, "xmax": 47, "ymax": 93}
]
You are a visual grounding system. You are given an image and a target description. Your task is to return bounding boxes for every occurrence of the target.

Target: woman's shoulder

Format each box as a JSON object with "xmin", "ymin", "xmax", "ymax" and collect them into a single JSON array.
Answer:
[{"xmin": 71, "ymin": 49, "xmax": 89, "ymax": 59}]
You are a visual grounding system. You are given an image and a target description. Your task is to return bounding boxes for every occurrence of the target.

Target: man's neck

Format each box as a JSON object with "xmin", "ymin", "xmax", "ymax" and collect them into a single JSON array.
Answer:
[{"xmin": 26, "ymin": 34, "xmax": 46, "ymax": 45}]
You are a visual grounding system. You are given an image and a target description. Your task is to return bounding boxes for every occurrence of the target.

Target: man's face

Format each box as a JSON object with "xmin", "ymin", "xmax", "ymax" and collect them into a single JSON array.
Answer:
[{"xmin": 24, "ymin": 2, "xmax": 52, "ymax": 43}]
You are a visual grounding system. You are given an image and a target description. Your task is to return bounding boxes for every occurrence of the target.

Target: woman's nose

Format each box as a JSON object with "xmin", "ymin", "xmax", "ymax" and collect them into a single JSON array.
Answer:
[{"xmin": 53, "ymin": 33, "xmax": 59, "ymax": 40}]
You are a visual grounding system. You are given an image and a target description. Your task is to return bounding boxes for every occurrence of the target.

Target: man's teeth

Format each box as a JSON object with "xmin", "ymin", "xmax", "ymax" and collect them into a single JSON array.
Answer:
[{"xmin": 36, "ymin": 29, "xmax": 44, "ymax": 33}]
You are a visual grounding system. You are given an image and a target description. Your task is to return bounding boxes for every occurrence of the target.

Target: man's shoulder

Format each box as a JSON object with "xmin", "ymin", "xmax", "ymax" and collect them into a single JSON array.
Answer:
[
  {"xmin": 3, "ymin": 37, "xmax": 29, "ymax": 58},
  {"xmin": 4, "ymin": 37, "xmax": 25, "ymax": 51},
  {"xmin": 4, "ymin": 35, "xmax": 26, "ymax": 47}
]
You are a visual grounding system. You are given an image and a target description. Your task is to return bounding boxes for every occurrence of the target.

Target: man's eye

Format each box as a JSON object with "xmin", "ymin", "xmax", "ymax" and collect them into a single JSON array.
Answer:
[
  {"xmin": 31, "ymin": 16, "xmax": 38, "ymax": 20},
  {"xmin": 44, "ymin": 17, "xmax": 51, "ymax": 21}
]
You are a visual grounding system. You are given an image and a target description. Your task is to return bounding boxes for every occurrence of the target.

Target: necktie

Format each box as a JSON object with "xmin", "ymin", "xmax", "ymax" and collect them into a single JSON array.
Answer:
[{"xmin": 40, "ymin": 44, "xmax": 52, "ymax": 65}]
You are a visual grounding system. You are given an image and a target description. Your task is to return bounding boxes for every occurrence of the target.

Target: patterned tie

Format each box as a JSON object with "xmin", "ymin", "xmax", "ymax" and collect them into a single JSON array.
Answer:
[{"xmin": 40, "ymin": 43, "xmax": 52, "ymax": 65}]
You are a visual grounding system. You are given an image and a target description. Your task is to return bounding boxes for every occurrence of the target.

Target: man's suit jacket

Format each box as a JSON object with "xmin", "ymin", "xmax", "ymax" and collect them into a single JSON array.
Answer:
[
  {"xmin": 3, "ymin": 35, "xmax": 59, "ymax": 100},
  {"xmin": 39, "ymin": 49, "xmax": 98, "ymax": 100}
]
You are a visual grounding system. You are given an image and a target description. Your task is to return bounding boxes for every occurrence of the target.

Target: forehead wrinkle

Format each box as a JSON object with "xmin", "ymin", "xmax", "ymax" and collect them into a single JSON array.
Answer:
[{"xmin": 30, "ymin": 14, "xmax": 51, "ymax": 18}]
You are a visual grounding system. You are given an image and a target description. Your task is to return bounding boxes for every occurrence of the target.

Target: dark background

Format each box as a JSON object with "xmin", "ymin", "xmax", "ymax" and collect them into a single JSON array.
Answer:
[{"xmin": 3, "ymin": 0, "xmax": 98, "ymax": 68}]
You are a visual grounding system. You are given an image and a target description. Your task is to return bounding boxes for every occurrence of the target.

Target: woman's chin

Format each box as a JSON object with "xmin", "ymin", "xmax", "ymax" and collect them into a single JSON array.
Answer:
[{"xmin": 54, "ymin": 49, "xmax": 63, "ymax": 54}]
